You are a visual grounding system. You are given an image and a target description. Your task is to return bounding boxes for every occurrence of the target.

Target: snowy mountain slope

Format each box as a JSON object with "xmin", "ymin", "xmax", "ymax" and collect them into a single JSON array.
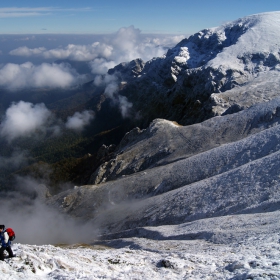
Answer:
[
  {"xmin": 211, "ymin": 70, "xmax": 280, "ymax": 115},
  {"xmin": 90, "ymin": 97, "xmax": 280, "ymax": 184},
  {"xmin": 47, "ymin": 97, "xmax": 280, "ymax": 234},
  {"xmin": 1, "ymin": 211, "xmax": 279, "ymax": 279},
  {"xmin": 91, "ymin": 144, "xmax": 280, "ymax": 233},
  {"xmin": 205, "ymin": 12, "xmax": 280, "ymax": 73},
  {"xmin": 114, "ymin": 12, "xmax": 280, "ymax": 125},
  {"xmin": 101, "ymin": 210, "xmax": 280, "ymax": 245}
]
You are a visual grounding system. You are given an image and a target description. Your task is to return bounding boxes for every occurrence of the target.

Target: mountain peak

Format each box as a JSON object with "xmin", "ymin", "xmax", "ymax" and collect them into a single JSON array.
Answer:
[{"xmin": 109, "ymin": 11, "xmax": 280, "ymax": 124}]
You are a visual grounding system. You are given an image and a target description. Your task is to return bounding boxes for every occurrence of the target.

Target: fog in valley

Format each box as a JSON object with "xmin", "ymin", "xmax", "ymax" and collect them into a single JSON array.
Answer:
[{"xmin": 0, "ymin": 27, "xmax": 184, "ymax": 244}]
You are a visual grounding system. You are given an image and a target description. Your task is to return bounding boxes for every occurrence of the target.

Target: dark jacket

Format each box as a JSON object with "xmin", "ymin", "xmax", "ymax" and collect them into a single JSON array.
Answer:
[{"xmin": 0, "ymin": 231, "xmax": 11, "ymax": 248}]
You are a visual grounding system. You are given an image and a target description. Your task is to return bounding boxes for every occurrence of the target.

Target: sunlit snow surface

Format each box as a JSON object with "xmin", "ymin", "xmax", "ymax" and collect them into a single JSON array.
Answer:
[{"xmin": 1, "ymin": 210, "xmax": 280, "ymax": 279}]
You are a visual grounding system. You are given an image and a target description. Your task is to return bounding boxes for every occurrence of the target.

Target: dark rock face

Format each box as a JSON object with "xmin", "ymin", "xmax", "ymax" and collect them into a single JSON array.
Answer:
[{"xmin": 108, "ymin": 58, "xmax": 145, "ymax": 80}]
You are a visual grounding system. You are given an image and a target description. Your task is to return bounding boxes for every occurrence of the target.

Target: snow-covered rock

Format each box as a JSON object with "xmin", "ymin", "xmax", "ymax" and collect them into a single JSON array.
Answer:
[
  {"xmin": 90, "ymin": 97, "xmax": 280, "ymax": 184},
  {"xmin": 47, "ymin": 97, "xmax": 280, "ymax": 235},
  {"xmin": 113, "ymin": 11, "xmax": 280, "ymax": 125}
]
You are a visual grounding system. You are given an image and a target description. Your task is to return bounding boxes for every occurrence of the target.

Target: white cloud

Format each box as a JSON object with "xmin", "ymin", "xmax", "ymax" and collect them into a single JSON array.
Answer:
[
  {"xmin": 0, "ymin": 7, "xmax": 91, "ymax": 12},
  {"xmin": 4, "ymin": 27, "xmax": 185, "ymax": 117},
  {"xmin": 87, "ymin": 26, "xmax": 175, "ymax": 75},
  {"xmin": 148, "ymin": 35, "xmax": 186, "ymax": 47},
  {"xmin": 0, "ymin": 101, "xmax": 96, "ymax": 142},
  {"xmin": 0, "ymin": 12, "xmax": 49, "ymax": 18},
  {"xmin": 0, "ymin": 62, "xmax": 86, "ymax": 90},
  {"xmin": 89, "ymin": 58, "xmax": 116, "ymax": 75},
  {"xmin": 9, "ymin": 46, "xmax": 47, "ymax": 56},
  {"xmin": 43, "ymin": 43, "xmax": 114, "ymax": 61},
  {"xmin": 107, "ymin": 26, "xmax": 168, "ymax": 63},
  {"xmin": 14, "ymin": 35, "xmax": 36, "ymax": 41},
  {"xmin": 118, "ymin": 95, "xmax": 133, "ymax": 118},
  {"xmin": 9, "ymin": 26, "xmax": 185, "ymax": 75},
  {"xmin": 93, "ymin": 73, "xmax": 132, "ymax": 118},
  {"xmin": 0, "ymin": 101, "xmax": 52, "ymax": 141},
  {"xmin": 65, "ymin": 110, "xmax": 94, "ymax": 131},
  {"xmin": 10, "ymin": 43, "xmax": 113, "ymax": 62}
]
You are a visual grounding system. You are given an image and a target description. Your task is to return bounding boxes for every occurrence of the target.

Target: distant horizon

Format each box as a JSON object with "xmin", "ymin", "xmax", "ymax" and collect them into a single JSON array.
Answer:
[
  {"xmin": 0, "ymin": 1, "xmax": 279, "ymax": 35},
  {"xmin": 0, "ymin": 31, "xmax": 186, "ymax": 36}
]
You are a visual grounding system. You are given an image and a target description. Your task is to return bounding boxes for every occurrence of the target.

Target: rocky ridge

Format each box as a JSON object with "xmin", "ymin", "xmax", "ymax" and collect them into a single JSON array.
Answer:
[
  {"xmin": 90, "ymin": 97, "xmax": 280, "ymax": 184},
  {"xmin": 48, "ymin": 97, "xmax": 280, "ymax": 233},
  {"xmin": 112, "ymin": 12, "xmax": 280, "ymax": 126},
  {"xmin": 85, "ymin": 11, "xmax": 280, "ymax": 185},
  {"xmin": 47, "ymin": 12, "xmax": 280, "ymax": 237}
]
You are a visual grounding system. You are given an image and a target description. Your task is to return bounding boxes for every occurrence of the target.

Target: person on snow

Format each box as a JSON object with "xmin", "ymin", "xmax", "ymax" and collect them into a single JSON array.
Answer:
[{"xmin": 0, "ymin": 225, "xmax": 14, "ymax": 261}]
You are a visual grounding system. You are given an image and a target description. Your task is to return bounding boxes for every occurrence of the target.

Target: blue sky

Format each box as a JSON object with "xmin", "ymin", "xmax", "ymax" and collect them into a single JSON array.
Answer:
[{"xmin": 0, "ymin": 0, "xmax": 279, "ymax": 35}]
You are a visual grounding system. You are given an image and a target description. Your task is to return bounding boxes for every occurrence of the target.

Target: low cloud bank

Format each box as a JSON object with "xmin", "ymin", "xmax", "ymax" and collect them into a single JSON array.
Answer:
[
  {"xmin": 10, "ymin": 43, "xmax": 113, "ymax": 62},
  {"xmin": 9, "ymin": 26, "xmax": 185, "ymax": 76},
  {"xmin": 0, "ymin": 62, "xmax": 87, "ymax": 90},
  {"xmin": 4, "ymin": 27, "xmax": 185, "ymax": 116},
  {"xmin": 0, "ymin": 101, "xmax": 95, "ymax": 142}
]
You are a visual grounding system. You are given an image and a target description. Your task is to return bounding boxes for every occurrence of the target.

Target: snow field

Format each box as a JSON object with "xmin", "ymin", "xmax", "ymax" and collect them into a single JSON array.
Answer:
[
  {"xmin": 1, "ymin": 210, "xmax": 280, "ymax": 280},
  {"xmin": 0, "ymin": 240, "xmax": 278, "ymax": 279}
]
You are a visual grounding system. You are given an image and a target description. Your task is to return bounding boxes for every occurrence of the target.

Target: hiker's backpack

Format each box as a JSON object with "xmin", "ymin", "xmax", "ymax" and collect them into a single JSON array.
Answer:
[{"xmin": 5, "ymin": 228, "xmax": 15, "ymax": 241}]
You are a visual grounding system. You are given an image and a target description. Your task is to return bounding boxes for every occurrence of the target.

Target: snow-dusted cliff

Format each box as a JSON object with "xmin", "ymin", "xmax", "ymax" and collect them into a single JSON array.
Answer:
[
  {"xmin": 113, "ymin": 12, "xmax": 280, "ymax": 125},
  {"xmin": 49, "ymin": 97, "xmax": 280, "ymax": 224},
  {"xmin": 45, "ymin": 11, "xmax": 280, "ymax": 233}
]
